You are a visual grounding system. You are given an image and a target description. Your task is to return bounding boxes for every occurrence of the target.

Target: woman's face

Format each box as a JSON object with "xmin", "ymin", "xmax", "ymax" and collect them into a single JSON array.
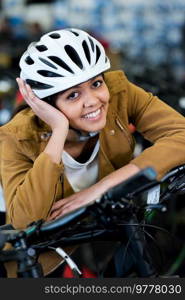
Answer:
[{"xmin": 55, "ymin": 75, "xmax": 110, "ymax": 133}]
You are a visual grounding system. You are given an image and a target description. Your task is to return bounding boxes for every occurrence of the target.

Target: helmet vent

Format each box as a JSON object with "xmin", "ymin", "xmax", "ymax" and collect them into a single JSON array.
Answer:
[
  {"xmin": 39, "ymin": 57, "xmax": 57, "ymax": 69},
  {"xmin": 105, "ymin": 56, "xmax": 108, "ymax": 63},
  {"xmin": 25, "ymin": 56, "xmax": 34, "ymax": 65},
  {"xmin": 69, "ymin": 30, "xmax": 79, "ymax": 37},
  {"xmin": 37, "ymin": 70, "xmax": 63, "ymax": 77},
  {"xmin": 26, "ymin": 79, "xmax": 53, "ymax": 90},
  {"xmin": 82, "ymin": 40, "xmax": 91, "ymax": 64},
  {"xmin": 36, "ymin": 45, "xmax": 48, "ymax": 52},
  {"xmin": 95, "ymin": 45, "xmax": 101, "ymax": 63},
  {"xmin": 65, "ymin": 45, "xmax": 83, "ymax": 69},
  {"xmin": 49, "ymin": 33, "xmax": 61, "ymax": 39},
  {"xmin": 49, "ymin": 56, "xmax": 74, "ymax": 74},
  {"xmin": 88, "ymin": 37, "xmax": 95, "ymax": 52}
]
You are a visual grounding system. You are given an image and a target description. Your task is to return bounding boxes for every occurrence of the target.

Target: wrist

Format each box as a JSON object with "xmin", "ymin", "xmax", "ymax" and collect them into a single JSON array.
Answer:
[
  {"xmin": 98, "ymin": 164, "xmax": 141, "ymax": 192},
  {"xmin": 52, "ymin": 123, "xmax": 69, "ymax": 137}
]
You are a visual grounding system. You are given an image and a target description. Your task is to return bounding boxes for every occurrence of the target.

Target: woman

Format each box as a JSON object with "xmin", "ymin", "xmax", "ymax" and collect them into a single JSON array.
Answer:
[{"xmin": 1, "ymin": 28, "xmax": 185, "ymax": 277}]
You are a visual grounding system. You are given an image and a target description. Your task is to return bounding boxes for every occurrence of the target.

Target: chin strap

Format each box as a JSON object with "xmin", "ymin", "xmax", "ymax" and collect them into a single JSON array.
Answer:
[
  {"xmin": 79, "ymin": 131, "xmax": 99, "ymax": 141},
  {"xmin": 69, "ymin": 127, "xmax": 99, "ymax": 142}
]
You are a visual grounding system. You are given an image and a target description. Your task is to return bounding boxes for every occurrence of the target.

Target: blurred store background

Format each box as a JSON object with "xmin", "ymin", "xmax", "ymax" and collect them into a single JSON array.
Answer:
[{"xmin": 1, "ymin": 0, "xmax": 185, "ymax": 277}]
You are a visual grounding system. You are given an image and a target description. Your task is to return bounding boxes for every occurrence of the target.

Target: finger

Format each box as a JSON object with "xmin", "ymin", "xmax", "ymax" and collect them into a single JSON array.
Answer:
[
  {"xmin": 16, "ymin": 78, "xmax": 27, "ymax": 95},
  {"xmin": 51, "ymin": 195, "xmax": 84, "ymax": 214},
  {"xmin": 50, "ymin": 199, "xmax": 68, "ymax": 212},
  {"xmin": 50, "ymin": 200, "xmax": 72, "ymax": 215},
  {"xmin": 49, "ymin": 209, "xmax": 62, "ymax": 220},
  {"xmin": 50, "ymin": 201, "xmax": 82, "ymax": 220},
  {"xmin": 51, "ymin": 208, "xmax": 71, "ymax": 219},
  {"xmin": 50, "ymin": 202, "xmax": 74, "ymax": 218},
  {"xmin": 16, "ymin": 78, "xmax": 24, "ymax": 90},
  {"xmin": 16, "ymin": 79, "xmax": 25, "ymax": 98},
  {"xmin": 47, "ymin": 214, "xmax": 55, "ymax": 221},
  {"xmin": 17, "ymin": 80, "xmax": 41, "ymax": 112},
  {"xmin": 26, "ymin": 84, "xmax": 38, "ymax": 101},
  {"xmin": 16, "ymin": 78, "xmax": 32, "ymax": 105},
  {"xmin": 17, "ymin": 79, "xmax": 34, "ymax": 103},
  {"xmin": 50, "ymin": 204, "xmax": 63, "ymax": 215}
]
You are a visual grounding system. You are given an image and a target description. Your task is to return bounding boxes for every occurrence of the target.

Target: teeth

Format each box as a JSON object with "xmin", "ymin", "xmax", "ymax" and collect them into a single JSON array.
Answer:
[{"xmin": 84, "ymin": 108, "xmax": 101, "ymax": 119}]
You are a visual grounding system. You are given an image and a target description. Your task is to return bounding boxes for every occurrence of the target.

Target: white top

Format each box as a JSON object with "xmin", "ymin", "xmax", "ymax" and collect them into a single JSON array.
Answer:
[{"xmin": 62, "ymin": 141, "xmax": 100, "ymax": 192}]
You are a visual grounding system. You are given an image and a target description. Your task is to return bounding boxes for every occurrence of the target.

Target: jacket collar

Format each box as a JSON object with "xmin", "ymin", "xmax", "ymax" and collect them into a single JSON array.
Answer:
[{"xmin": 104, "ymin": 70, "xmax": 126, "ymax": 95}]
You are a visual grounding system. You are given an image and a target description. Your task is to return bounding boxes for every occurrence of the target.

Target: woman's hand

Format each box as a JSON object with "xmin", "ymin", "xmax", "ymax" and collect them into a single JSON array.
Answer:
[
  {"xmin": 47, "ymin": 163, "xmax": 140, "ymax": 221},
  {"xmin": 47, "ymin": 183, "xmax": 105, "ymax": 221},
  {"xmin": 16, "ymin": 78, "xmax": 69, "ymax": 131}
]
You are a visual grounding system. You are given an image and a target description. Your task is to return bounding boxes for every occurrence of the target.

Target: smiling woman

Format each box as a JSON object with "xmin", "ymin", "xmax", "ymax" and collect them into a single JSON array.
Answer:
[
  {"xmin": 54, "ymin": 75, "xmax": 110, "ymax": 134},
  {"xmin": 1, "ymin": 28, "xmax": 185, "ymax": 277}
]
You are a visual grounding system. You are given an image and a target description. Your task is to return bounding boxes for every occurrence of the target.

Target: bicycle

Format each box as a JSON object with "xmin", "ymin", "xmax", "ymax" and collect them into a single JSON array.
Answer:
[{"xmin": 0, "ymin": 165, "xmax": 185, "ymax": 278}]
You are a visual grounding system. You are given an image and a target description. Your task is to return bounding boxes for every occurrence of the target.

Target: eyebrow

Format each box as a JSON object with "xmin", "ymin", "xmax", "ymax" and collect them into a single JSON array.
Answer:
[{"xmin": 67, "ymin": 75, "xmax": 102, "ymax": 90}]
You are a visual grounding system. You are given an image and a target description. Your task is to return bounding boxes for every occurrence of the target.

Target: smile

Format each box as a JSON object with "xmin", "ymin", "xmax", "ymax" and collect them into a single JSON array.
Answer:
[{"xmin": 82, "ymin": 108, "xmax": 101, "ymax": 119}]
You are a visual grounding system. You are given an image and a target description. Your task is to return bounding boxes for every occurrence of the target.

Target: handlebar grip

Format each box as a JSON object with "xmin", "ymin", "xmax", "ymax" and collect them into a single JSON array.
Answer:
[
  {"xmin": 0, "ymin": 233, "xmax": 7, "ymax": 250},
  {"xmin": 0, "ymin": 224, "xmax": 14, "ymax": 231}
]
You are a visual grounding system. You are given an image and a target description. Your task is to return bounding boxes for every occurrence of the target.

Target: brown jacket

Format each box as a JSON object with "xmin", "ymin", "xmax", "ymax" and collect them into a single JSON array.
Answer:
[{"xmin": 1, "ymin": 70, "xmax": 185, "ymax": 276}]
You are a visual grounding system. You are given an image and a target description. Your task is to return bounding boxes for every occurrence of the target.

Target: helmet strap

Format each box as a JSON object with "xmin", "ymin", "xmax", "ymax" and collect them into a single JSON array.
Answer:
[{"xmin": 68, "ymin": 127, "xmax": 99, "ymax": 142}]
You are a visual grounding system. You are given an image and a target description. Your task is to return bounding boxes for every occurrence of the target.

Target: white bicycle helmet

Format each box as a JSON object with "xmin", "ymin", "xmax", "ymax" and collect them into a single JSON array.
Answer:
[{"xmin": 20, "ymin": 28, "xmax": 111, "ymax": 99}]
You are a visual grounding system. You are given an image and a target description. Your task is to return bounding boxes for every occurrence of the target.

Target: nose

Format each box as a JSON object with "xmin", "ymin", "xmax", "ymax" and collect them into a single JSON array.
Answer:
[{"xmin": 83, "ymin": 90, "xmax": 99, "ymax": 108}]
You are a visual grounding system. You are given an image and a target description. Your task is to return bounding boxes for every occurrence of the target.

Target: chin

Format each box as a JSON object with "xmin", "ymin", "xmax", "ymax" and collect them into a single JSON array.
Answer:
[
  {"xmin": 85, "ymin": 124, "xmax": 105, "ymax": 133},
  {"xmin": 73, "ymin": 115, "xmax": 107, "ymax": 133}
]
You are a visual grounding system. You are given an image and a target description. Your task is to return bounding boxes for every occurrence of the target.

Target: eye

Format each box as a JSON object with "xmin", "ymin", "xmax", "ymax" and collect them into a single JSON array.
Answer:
[
  {"xmin": 92, "ymin": 80, "xmax": 103, "ymax": 88},
  {"xmin": 67, "ymin": 91, "xmax": 79, "ymax": 100}
]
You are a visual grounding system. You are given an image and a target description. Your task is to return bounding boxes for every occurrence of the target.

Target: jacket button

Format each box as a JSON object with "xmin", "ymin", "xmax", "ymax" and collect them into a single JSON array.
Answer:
[{"xmin": 109, "ymin": 129, "xmax": 115, "ymax": 135}]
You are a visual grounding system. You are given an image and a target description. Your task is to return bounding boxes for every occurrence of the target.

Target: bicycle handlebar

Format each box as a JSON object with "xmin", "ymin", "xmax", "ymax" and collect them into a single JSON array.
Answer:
[
  {"xmin": 1, "ymin": 165, "xmax": 185, "ymax": 247},
  {"xmin": 39, "ymin": 167, "xmax": 157, "ymax": 234}
]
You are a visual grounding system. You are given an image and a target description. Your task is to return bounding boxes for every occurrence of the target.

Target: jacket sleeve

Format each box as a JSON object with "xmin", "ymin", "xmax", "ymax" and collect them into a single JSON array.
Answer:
[
  {"xmin": 0, "ymin": 133, "xmax": 63, "ymax": 229},
  {"xmin": 126, "ymin": 80, "xmax": 185, "ymax": 179}
]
